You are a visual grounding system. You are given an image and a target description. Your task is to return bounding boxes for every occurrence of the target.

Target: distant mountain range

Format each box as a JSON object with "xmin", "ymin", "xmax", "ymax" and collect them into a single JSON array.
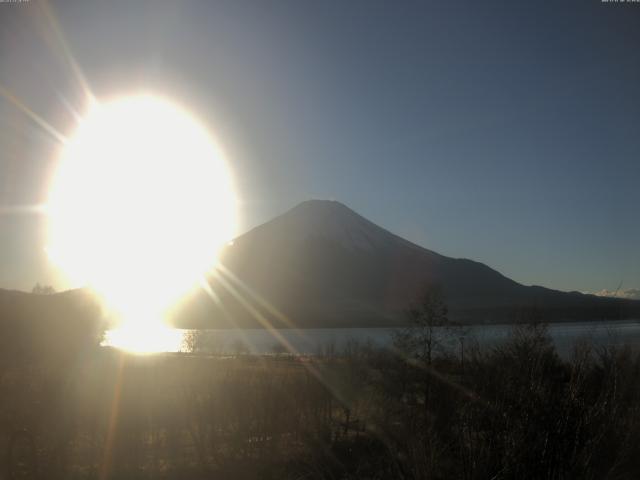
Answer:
[
  {"xmin": 171, "ymin": 200, "xmax": 640, "ymax": 328},
  {"xmin": 594, "ymin": 289, "xmax": 640, "ymax": 301}
]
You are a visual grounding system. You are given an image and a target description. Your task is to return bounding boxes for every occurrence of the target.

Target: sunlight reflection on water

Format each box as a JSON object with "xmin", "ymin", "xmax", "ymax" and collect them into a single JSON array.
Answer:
[{"xmin": 102, "ymin": 326, "xmax": 187, "ymax": 354}]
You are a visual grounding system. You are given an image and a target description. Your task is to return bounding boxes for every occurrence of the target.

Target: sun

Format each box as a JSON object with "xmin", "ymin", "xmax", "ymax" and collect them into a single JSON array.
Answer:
[{"xmin": 46, "ymin": 94, "xmax": 236, "ymax": 351}]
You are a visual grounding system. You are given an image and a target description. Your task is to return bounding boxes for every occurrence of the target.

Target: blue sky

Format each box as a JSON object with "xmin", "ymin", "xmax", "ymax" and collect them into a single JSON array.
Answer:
[{"xmin": 0, "ymin": 0, "xmax": 639, "ymax": 294}]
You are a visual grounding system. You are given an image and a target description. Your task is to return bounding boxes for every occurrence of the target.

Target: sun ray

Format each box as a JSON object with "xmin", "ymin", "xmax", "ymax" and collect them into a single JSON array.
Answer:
[
  {"xmin": 99, "ymin": 353, "xmax": 125, "ymax": 480},
  {"xmin": 39, "ymin": 0, "xmax": 95, "ymax": 104},
  {"xmin": 212, "ymin": 269, "xmax": 300, "ymax": 355},
  {"xmin": 211, "ymin": 268, "xmax": 352, "ymax": 407},
  {"xmin": 217, "ymin": 262, "xmax": 302, "ymax": 330},
  {"xmin": 0, "ymin": 204, "xmax": 47, "ymax": 216},
  {"xmin": 0, "ymin": 83, "xmax": 67, "ymax": 144},
  {"xmin": 199, "ymin": 277, "xmax": 238, "ymax": 329},
  {"xmin": 55, "ymin": 90, "xmax": 84, "ymax": 123},
  {"xmin": 197, "ymin": 277, "xmax": 262, "ymax": 356}
]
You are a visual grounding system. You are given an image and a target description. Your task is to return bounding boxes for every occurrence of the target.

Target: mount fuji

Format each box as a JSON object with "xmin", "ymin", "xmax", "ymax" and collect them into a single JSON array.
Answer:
[{"xmin": 172, "ymin": 200, "xmax": 640, "ymax": 328}]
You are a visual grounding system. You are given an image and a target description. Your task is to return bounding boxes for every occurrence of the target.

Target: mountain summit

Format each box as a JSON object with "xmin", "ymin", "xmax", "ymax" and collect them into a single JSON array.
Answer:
[
  {"xmin": 173, "ymin": 201, "xmax": 640, "ymax": 328},
  {"xmin": 234, "ymin": 200, "xmax": 432, "ymax": 255},
  {"xmin": 250, "ymin": 200, "xmax": 421, "ymax": 253}
]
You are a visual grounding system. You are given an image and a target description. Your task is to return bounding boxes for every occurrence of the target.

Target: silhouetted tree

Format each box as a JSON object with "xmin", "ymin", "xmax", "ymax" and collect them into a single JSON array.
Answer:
[
  {"xmin": 393, "ymin": 284, "xmax": 451, "ymax": 367},
  {"xmin": 31, "ymin": 283, "xmax": 56, "ymax": 295}
]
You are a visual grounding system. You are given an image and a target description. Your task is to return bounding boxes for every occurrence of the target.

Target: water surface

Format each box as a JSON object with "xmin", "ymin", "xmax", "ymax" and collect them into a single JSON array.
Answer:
[{"xmin": 105, "ymin": 320, "xmax": 640, "ymax": 356}]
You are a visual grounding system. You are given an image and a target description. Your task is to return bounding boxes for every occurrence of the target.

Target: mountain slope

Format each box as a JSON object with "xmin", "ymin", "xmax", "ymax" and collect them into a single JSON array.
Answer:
[{"xmin": 172, "ymin": 200, "xmax": 640, "ymax": 328}]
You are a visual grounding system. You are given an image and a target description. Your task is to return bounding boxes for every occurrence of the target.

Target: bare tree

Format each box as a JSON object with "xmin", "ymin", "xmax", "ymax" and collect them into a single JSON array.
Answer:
[
  {"xmin": 393, "ymin": 284, "xmax": 451, "ymax": 367},
  {"xmin": 392, "ymin": 284, "xmax": 456, "ymax": 417}
]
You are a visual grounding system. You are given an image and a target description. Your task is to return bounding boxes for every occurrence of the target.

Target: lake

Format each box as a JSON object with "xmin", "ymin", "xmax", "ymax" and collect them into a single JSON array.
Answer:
[{"xmin": 104, "ymin": 320, "xmax": 640, "ymax": 356}]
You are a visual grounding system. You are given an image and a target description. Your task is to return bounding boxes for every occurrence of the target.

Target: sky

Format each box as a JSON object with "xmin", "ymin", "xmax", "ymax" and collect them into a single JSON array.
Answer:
[{"xmin": 0, "ymin": 0, "xmax": 639, "ymax": 295}]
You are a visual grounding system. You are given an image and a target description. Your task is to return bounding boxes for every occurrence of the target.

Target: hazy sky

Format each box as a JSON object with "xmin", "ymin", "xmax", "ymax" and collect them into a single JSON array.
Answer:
[{"xmin": 0, "ymin": 0, "xmax": 639, "ymax": 294}]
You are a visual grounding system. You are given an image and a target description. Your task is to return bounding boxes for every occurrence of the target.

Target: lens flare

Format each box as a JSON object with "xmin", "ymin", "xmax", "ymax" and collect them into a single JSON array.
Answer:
[{"xmin": 46, "ymin": 95, "xmax": 236, "ymax": 351}]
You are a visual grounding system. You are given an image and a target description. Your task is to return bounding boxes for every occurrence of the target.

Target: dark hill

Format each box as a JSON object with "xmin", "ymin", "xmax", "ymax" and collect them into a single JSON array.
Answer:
[{"xmin": 0, "ymin": 288, "xmax": 104, "ymax": 364}]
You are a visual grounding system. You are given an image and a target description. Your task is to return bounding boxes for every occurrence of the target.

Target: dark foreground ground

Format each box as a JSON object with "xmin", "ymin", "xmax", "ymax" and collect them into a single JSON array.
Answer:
[{"xmin": 2, "ymin": 322, "xmax": 640, "ymax": 480}]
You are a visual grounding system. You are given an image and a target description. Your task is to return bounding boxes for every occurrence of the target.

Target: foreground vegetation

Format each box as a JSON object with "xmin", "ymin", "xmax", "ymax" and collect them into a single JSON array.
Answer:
[{"xmin": 2, "ymin": 311, "xmax": 640, "ymax": 478}]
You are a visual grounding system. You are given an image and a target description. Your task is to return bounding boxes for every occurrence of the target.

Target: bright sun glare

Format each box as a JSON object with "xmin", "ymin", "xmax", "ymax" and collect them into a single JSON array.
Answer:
[{"xmin": 46, "ymin": 95, "xmax": 236, "ymax": 353}]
